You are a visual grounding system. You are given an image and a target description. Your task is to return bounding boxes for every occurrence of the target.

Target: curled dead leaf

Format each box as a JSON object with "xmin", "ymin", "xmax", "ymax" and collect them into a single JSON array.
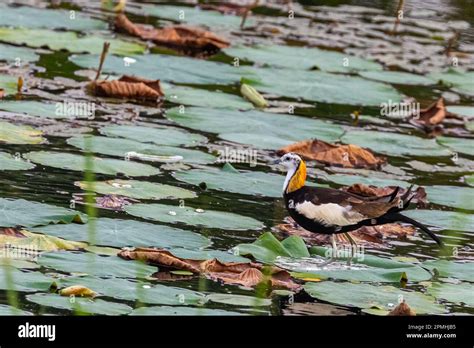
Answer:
[
  {"xmin": 115, "ymin": 14, "xmax": 229, "ymax": 56},
  {"xmin": 0, "ymin": 88, "xmax": 4, "ymax": 99},
  {"xmin": 343, "ymin": 183, "xmax": 427, "ymax": 208},
  {"xmin": 89, "ymin": 75, "xmax": 164, "ymax": 102},
  {"xmin": 274, "ymin": 217, "xmax": 415, "ymax": 248},
  {"xmin": 413, "ymin": 97, "xmax": 448, "ymax": 127},
  {"xmin": 388, "ymin": 300, "xmax": 416, "ymax": 316},
  {"xmin": 119, "ymin": 248, "xmax": 301, "ymax": 291},
  {"xmin": 277, "ymin": 139, "xmax": 386, "ymax": 169},
  {"xmin": 59, "ymin": 285, "xmax": 98, "ymax": 298}
]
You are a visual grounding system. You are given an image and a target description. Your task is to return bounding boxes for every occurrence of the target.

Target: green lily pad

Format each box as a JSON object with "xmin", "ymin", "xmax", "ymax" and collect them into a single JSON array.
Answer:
[
  {"xmin": 128, "ymin": 4, "xmax": 246, "ymax": 28},
  {"xmin": 173, "ymin": 165, "xmax": 285, "ymax": 198},
  {"xmin": 0, "ymin": 74, "xmax": 18, "ymax": 95},
  {"xmin": 446, "ymin": 105, "xmax": 474, "ymax": 119},
  {"xmin": 325, "ymin": 173, "xmax": 409, "ymax": 188},
  {"xmin": 0, "ymin": 230, "xmax": 86, "ymax": 251},
  {"xmin": 23, "ymin": 151, "xmax": 161, "ymax": 177},
  {"xmin": 0, "ymin": 28, "xmax": 145, "ymax": 55},
  {"xmin": 426, "ymin": 282, "xmax": 474, "ymax": 307},
  {"xmin": 0, "ymin": 266, "xmax": 53, "ymax": 292},
  {"xmin": 465, "ymin": 174, "xmax": 474, "ymax": 187},
  {"xmin": 130, "ymin": 306, "xmax": 244, "ymax": 315},
  {"xmin": 437, "ymin": 136, "xmax": 474, "ymax": 156},
  {"xmin": 0, "ymin": 198, "xmax": 85, "ymax": 228},
  {"xmin": 243, "ymin": 67, "xmax": 403, "ymax": 106},
  {"xmin": 219, "ymin": 133, "xmax": 296, "ymax": 149},
  {"xmin": 99, "ymin": 124, "xmax": 207, "ymax": 147},
  {"xmin": 0, "ymin": 258, "xmax": 39, "ymax": 269},
  {"xmin": 0, "ymin": 152, "xmax": 35, "ymax": 171},
  {"xmin": 32, "ymin": 217, "xmax": 211, "ymax": 249},
  {"xmin": 75, "ymin": 179, "xmax": 196, "ymax": 200},
  {"xmin": 206, "ymin": 293, "xmax": 272, "ymax": 307},
  {"xmin": 125, "ymin": 203, "xmax": 264, "ymax": 230},
  {"xmin": 70, "ymin": 53, "xmax": 252, "ymax": 85},
  {"xmin": 403, "ymin": 210, "xmax": 474, "ymax": 232},
  {"xmin": 0, "ymin": 43, "xmax": 39, "ymax": 63},
  {"xmin": 0, "ymin": 121, "xmax": 45, "ymax": 144},
  {"xmin": 358, "ymin": 71, "xmax": 435, "ymax": 85},
  {"xmin": 0, "ymin": 304, "xmax": 32, "ymax": 315},
  {"xmin": 0, "ymin": 4, "xmax": 107, "ymax": 31},
  {"xmin": 67, "ymin": 135, "xmax": 214, "ymax": 164},
  {"xmin": 26, "ymin": 293, "xmax": 132, "ymax": 315},
  {"xmin": 425, "ymin": 185, "xmax": 474, "ymax": 210},
  {"xmin": 304, "ymin": 281, "xmax": 446, "ymax": 314},
  {"xmin": 225, "ymin": 45, "xmax": 383, "ymax": 73},
  {"xmin": 422, "ymin": 260, "xmax": 474, "ymax": 282},
  {"xmin": 236, "ymin": 232, "xmax": 310, "ymax": 264},
  {"xmin": 164, "ymin": 84, "xmax": 253, "ymax": 110},
  {"xmin": 166, "ymin": 107, "xmax": 344, "ymax": 149},
  {"xmin": 429, "ymin": 69, "xmax": 474, "ymax": 97},
  {"xmin": 0, "ymin": 101, "xmax": 90, "ymax": 119},
  {"xmin": 38, "ymin": 251, "xmax": 156, "ymax": 278},
  {"xmin": 58, "ymin": 275, "xmax": 205, "ymax": 306},
  {"xmin": 341, "ymin": 130, "xmax": 453, "ymax": 157}
]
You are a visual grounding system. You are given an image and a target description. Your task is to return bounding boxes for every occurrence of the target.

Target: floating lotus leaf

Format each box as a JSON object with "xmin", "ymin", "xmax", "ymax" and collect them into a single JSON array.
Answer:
[
  {"xmin": 403, "ymin": 210, "xmax": 473, "ymax": 232},
  {"xmin": 70, "ymin": 53, "xmax": 252, "ymax": 85},
  {"xmin": 24, "ymin": 151, "xmax": 161, "ymax": 177},
  {"xmin": 304, "ymin": 281, "xmax": 446, "ymax": 314},
  {"xmin": 429, "ymin": 69, "xmax": 474, "ymax": 97},
  {"xmin": 0, "ymin": 304, "xmax": 32, "ymax": 315},
  {"xmin": 125, "ymin": 203, "xmax": 264, "ymax": 230},
  {"xmin": 166, "ymin": 107, "xmax": 344, "ymax": 148},
  {"xmin": 206, "ymin": 293, "xmax": 272, "ymax": 307},
  {"xmin": 0, "ymin": 74, "xmax": 18, "ymax": 95},
  {"xmin": 67, "ymin": 135, "xmax": 214, "ymax": 164},
  {"xmin": 0, "ymin": 4, "xmax": 107, "ymax": 30},
  {"xmin": 341, "ymin": 130, "xmax": 452, "ymax": 157},
  {"xmin": 26, "ymin": 293, "xmax": 132, "ymax": 315},
  {"xmin": 0, "ymin": 101, "xmax": 90, "ymax": 119},
  {"xmin": 0, "ymin": 198, "xmax": 85, "ymax": 228},
  {"xmin": 445, "ymin": 105, "xmax": 474, "ymax": 118},
  {"xmin": 426, "ymin": 282, "xmax": 474, "ymax": 307},
  {"xmin": 57, "ymin": 276, "xmax": 206, "ymax": 306},
  {"xmin": 0, "ymin": 28, "xmax": 145, "ymax": 55},
  {"xmin": 173, "ymin": 165, "xmax": 285, "ymax": 197},
  {"xmin": 0, "ymin": 152, "xmax": 35, "ymax": 171},
  {"xmin": 32, "ymin": 217, "xmax": 211, "ymax": 249},
  {"xmin": 0, "ymin": 43, "xmax": 39, "ymax": 63},
  {"xmin": 130, "ymin": 306, "xmax": 245, "ymax": 315},
  {"xmin": 437, "ymin": 136, "xmax": 474, "ymax": 156},
  {"xmin": 38, "ymin": 251, "xmax": 157, "ymax": 278},
  {"xmin": 0, "ymin": 266, "xmax": 53, "ymax": 292},
  {"xmin": 358, "ymin": 71, "xmax": 435, "ymax": 85},
  {"xmin": 99, "ymin": 124, "xmax": 207, "ymax": 147},
  {"xmin": 425, "ymin": 185, "xmax": 474, "ymax": 210},
  {"xmin": 0, "ymin": 121, "xmax": 45, "ymax": 145},
  {"xmin": 422, "ymin": 260, "xmax": 474, "ymax": 282},
  {"xmin": 225, "ymin": 44, "xmax": 383, "ymax": 73},
  {"xmin": 75, "ymin": 179, "xmax": 196, "ymax": 200}
]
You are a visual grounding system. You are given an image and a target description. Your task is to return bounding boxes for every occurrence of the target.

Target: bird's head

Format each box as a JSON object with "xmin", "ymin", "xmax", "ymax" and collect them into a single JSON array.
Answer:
[{"xmin": 274, "ymin": 153, "xmax": 306, "ymax": 193}]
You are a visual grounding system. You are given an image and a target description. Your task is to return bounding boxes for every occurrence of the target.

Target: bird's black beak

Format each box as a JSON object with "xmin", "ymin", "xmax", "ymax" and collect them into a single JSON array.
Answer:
[{"xmin": 272, "ymin": 159, "xmax": 281, "ymax": 165}]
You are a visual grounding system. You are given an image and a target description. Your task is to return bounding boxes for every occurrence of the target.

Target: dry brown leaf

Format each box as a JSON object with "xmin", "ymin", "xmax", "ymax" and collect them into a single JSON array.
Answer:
[
  {"xmin": 0, "ymin": 88, "xmax": 4, "ymax": 99},
  {"xmin": 277, "ymin": 139, "xmax": 386, "ymax": 169},
  {"xmin": 388, "ymin": 300, "xmax": 416, "ymax": 316},
  {"xmin": 414, "ymin": 98, "xmax": 447, "ymax": 126},
  {"xmin": 274, "ymin": 217, "xmax": 415, "ymax": 249},
  {"xmin": 59, "ymin": 285, "xmax": 98, "ymax": 298},
  {"xmin": 115, "ymin": 14, "xmax": 229, "ymax": 56},
  {"xmin": 343, "ymin": 183, "xmax": 427, "ymax": 208},
  {"xmin": 119, "ymin": 248, "xmax": 301, "ymax": 291},
  {"xmin": 90, "ymin": 75, "xmax": 164, "ymax": 102}
]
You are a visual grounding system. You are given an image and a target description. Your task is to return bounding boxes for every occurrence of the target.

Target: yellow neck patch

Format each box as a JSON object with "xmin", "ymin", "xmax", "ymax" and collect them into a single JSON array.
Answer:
[{"xmin": 286, "ymin": 160, "xmax": 306, "ymax": 193}]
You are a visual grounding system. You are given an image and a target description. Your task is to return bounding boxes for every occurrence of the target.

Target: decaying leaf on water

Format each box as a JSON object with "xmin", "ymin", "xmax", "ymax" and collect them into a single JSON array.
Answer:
[
  {"xmin": 388, "ymin": 300, "xmax": 416, "ymax": 316},
  {"xmin": 278, "ymin": 139, "xmax": 386, "ymax": 169},
  {"xmin": 72, "ymin": 193, "xmax": 138, "ymax": 211},
  {"xmin": 274, "ymin": 217, "xmax": 415, "ymax": 248},
  {"xmin": 115, "ymin": 14, "xmax": 229, "ymax": 56},
  {"xmin": 59, "ymin": 285, "xmax": 98, "ymax": 298},
  {"xmin": 342, "ymin": 183, "xmax": 428, "ymax": 208},
  {"xmin": 118, "ymin": 248, "xmax": 301, "ymax": 291},
  {"xmin": 90, "ymin": 75, "xmax": 164, "ymax": 102},
  {"xmin": 0, "ymin": 227, "xmax": 86, "ymax": 251}
]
